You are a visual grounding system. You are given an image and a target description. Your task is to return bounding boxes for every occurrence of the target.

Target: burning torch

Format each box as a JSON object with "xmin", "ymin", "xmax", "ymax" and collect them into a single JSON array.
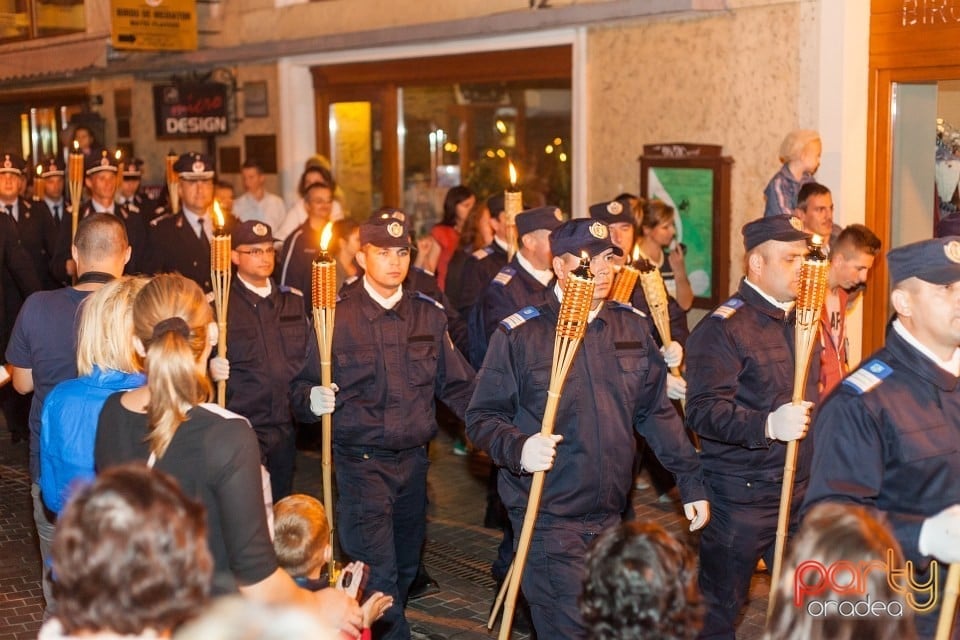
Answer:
[{"xmin": 210, "ymin": 200, "xmax": 231, "ymax": 407}]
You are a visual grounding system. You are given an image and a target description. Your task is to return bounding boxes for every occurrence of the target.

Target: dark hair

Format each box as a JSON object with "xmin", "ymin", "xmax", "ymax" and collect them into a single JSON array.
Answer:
[
  {"xmin": 581, "ymin": 522, "xmax": 701, "ymax": 640},
  {"xmin": 833, "ymin": 223, "xmax": 881, "ymax": 257},
  {"xmin": 330, "ymin": 219, "xmax": 359, "ymax": 255},
  {"xmin": 796, "ymin": 182, "xmax": 831, "ymax": 210},
  {"xmin": 215, "ymin": 180, "xmax": 234, "ymax": 193},
  {"xmin": 52, "ymin": 463, "xmax": 211, "ymax": 635},
  {"xmin": 303, "ymin": 182, "xmax": 333, "ymax": 203},
  {"xmin": 73, "ymin": 212, "xmax": 129, "ymax": 262},
  {"xmin": 440, "ymin": 185, "xmax": 475, "ymax": 227},
  {"xmin": 241, "ymin": 159, "xmax": 263, "ymax": 173},
  {"xmin": 298, "ymin": 165, "xmax": 335, "ymax": 198}
]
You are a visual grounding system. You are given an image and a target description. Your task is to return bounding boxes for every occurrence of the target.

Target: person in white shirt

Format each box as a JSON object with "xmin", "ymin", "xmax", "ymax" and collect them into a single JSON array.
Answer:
[{"xmin": 233, "ymin": 160, "xmax": 287, "ymax": 232}]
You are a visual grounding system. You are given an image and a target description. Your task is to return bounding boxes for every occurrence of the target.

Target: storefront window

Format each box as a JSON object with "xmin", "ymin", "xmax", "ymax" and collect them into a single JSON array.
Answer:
[{"xmin": 0, "ymin": 0, "xmax": 86, "ymax": 44}]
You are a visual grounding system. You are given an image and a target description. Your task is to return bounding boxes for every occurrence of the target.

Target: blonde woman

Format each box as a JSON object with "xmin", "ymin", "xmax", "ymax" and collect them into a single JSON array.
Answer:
[
  {"xmin": 93, "ymin": 274, "xmax": 362, "ymax": 637},
  {"xmin": 39, "ymin": 276, "xmax": 148, "ymax": 516}
]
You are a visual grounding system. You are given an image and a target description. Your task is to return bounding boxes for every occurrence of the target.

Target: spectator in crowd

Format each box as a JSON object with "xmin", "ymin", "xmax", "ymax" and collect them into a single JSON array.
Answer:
[
  {"xmin": 174, "ymin": 597, "xmax": 338, "ymax": 640},
  {"xmin": 763, "ymin": 129, "xmax": 820, "ymax": 218},
  {"xmin": 214, "ymin": 180, "xmax": 236, "ymax": 220},
  {"xmin": 765, "ymin": 502, "xmax": 916, "ymax": 640},
  {"xmin": 330, "ymin": 218, "xmax": 361, "ymax": 290},
  {"xmin": 636, "ymin": 199, "xmax": 694, "ymax": 311},
  {"xmin": 273, "ymin": 493, "xmax": 393, "ymax": 636},
  {"xmin": 234, "ymin": 159, "xmax": 288, "ymax": 232},
  {"xmin": 793, "ymin": 182, "xmax": 840, "ymax": 249},
  {"xmin": 277, "ymin": 182, "xmax": 336, "ymax": 310},
  {"xmin": 6, "ymin": 213, "xmax": 127, "ymax": 611},
  {"xmin": 40, "ymin": 276, "xmax": 148, "ymax": 516},
  {"xmin": 38, "ymin": 463, "xmax": 212, "ymax": 639},
  {"xmin": 430, "ymin": 185, "xmax": 476, "ymax": 291},
  {"xmin": 445, "ymin": 202, "xmax": 495, "ymax": 312},
  {"xmin": 95, "ymin": 274, "xmax": 363, "ymax": 636},
  {"xmin": 276, "ymin": 162, "xmax": 344, "ymax": 242},
  {"xmin": 581, "ymin": 521, "xmax": 702, "ymax": 640}
]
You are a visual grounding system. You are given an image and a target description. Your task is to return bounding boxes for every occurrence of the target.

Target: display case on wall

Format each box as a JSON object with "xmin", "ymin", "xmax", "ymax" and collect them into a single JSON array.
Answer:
[{"xmin": 639, "ymin": 143, "xmax": 733, "ymax": 309}]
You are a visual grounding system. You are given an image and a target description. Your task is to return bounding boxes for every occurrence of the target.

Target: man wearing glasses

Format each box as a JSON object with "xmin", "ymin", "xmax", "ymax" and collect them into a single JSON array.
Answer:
[{"xmin": 209, "ymin": 219, "xmax": 309, "ymax": 501}]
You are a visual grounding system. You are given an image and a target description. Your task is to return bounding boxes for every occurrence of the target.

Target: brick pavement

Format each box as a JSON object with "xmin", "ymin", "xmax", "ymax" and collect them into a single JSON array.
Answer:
[{"xmin": 0, "ymin": 428, "xmax": 769, "ymax": 639}]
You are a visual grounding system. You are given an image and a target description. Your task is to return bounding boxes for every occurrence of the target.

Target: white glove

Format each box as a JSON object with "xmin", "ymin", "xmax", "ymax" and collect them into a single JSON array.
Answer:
[
  {"xmin": 919, "ymin": 504, "xmax": 960, "ymax": 563},
  {"xmin": 310, "ymin": 385, "xmax": 337, "ymax": 416},
  {"xmin": 520, "ymin": 433, "xmax": 563, "ymax": 473},
  {"xmin": 766, "ymin": 401, "xmax": 813, "ymax": 442},
  {"xmin": 684, "ymin": 500, "xmax": 710, "ymax": 531},
  {"xmin": 666, "ymin": 373, "xmax": 687, "ymax": 401},
  {"xmin": 661, "ymin": 341, "xmax": 684, "ymax": 368},
  {"xmin": 209, "ymin": 356, "xmax": 229, "ymax": 382}
]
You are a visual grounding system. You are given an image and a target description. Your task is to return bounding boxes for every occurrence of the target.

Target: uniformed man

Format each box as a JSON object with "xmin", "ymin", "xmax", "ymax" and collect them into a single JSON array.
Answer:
[
  {"xmin": 0, "ymin": 153, "xmax": 43, "ymax": 444},
  {"xmin": 208, "ymin": 220, "xmax": 308, "ymax": 501},
  {"xmin": 290, "ymin": 210, "xmax": 476, "ymax": 640},
  {"xmin": 466, "ymin": 218, "xmax": 709, "ymax": 640},
  {"xmin": 803, "ymin": 236, "xmax": 960, "ymax": 639},
  {"xmin": 0, "ymin": 154, "xmax": 57, "ymax": 291},
  {"xmin": 116, "ymin": 157, "xmax": 161, "ymax": 220},
  {"xmin": 457, "ymin": 193, "xmax": 511, "ymax": 314},
  {"xmin": 684, "ymin": 214, "xmax": 818, "ymax": 639},
  {"xmin": 50, "ymin": 149, "xmax": 148, "ymax": 282},
  {"xmin": 35, "ymin": 156, "xmax": 67, "ymax": 232},
  {"xmin": 468, "ymin": 205, "xmax": 562, "ymax": 368},
  {"xmin": 146, "ymin": 152, "xmax": 234, "ymax": 292}
]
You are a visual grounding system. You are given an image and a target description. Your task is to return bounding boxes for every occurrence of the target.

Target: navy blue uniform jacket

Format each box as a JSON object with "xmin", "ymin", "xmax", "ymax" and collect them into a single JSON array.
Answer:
[
  {"xmin": 685, "ymin": 279, "xmax": 820, "ymax": 482},
  {"xmin": 224, "ymin": 278, "xmax": 308, "ymax": 428},
  {"xmin": 465, "ymin": 293, "xmax": 705, "ymax": 519},
  {"xmin": 803, "ymin": 326, "xmax": 960, "ymax": 568},
  {"xmin": 290, "ymin": 286, "xmax": 476, "ymax": 450}
]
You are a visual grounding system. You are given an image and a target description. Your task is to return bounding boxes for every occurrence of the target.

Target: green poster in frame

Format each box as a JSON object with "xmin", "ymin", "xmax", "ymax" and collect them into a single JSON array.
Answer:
[{"xmin": 640, "ymin": 143, "xmax": 733, "ymax": 309}]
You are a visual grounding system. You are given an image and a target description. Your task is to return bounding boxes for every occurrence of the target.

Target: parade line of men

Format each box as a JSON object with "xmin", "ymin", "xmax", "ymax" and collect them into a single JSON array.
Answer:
[{"xmin": 1, "ymin": 145, "xmax": 959, "ymax": 640}]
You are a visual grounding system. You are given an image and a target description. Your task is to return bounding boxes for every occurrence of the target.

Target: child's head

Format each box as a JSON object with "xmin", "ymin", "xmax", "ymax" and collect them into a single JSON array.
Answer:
[
  {"xmin": 273, "ymin": 494, "xmax": 331, "ymax": 579},
  {"xmin": 779, "ymin": 129, "xmax": 821, "ymax": 173}
]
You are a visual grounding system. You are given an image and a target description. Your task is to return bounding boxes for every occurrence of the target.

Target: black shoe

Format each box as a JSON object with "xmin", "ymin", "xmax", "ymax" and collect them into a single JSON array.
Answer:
[{"xmin": 407, "ymin": 568, "xmax": 440, "ymax": 601}]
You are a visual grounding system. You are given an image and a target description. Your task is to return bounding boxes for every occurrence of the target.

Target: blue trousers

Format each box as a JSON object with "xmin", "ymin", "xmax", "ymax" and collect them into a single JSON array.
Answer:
[
  {"xmin": 697, "ymin": 474, "xmax": 805, "ymax": 640},
  {"xmin": 509, "ymin": 510, "xmax": 619, "ymax": 640},
  {"xmin": 335, "ymin": 445, "xmax": 428, "ymax": 640}
]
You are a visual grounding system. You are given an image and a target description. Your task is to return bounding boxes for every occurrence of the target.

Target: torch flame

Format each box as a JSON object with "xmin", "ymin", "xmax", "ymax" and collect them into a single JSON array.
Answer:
[
  {"xmin": 72, "ymin": 140, "xmax": 79, "ymax": 152},
  {"xmin": 508, "ymin": 161, "xmax": 517, "ymax": 188},
  {"xmin": 631, "ymin": 245, "xmax": 640, "ymax": 264},
  {"xmin": 811, "ymin": 233, "xmax": 823, "ymax": 246},
  {"xmin": 36, "ymin": 164, "xmax": 42, "ymax": 177},
  {"xmin": 115, "ymin": 149, "xmax": 122, "ymax": 161},
  {"xmin": 320, "ymin": 222, "xmax": 334, "ymax": 252},
  {"xmin": 212, "ymin": 200, "xmax": 224, "ymax": 228}
]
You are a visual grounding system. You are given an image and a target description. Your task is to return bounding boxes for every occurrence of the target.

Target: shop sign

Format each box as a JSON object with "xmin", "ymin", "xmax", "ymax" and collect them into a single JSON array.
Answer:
[
  {"xmin": 111, "ymin": 0, "xmax": 197, "ymax": 51},
  {"xmin": 154, "ymin": 84, "xmax": 229, "ymax": 138}
]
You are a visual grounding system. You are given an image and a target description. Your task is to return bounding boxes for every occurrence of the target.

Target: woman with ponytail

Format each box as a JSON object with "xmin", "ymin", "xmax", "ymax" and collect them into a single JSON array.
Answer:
[{"xmin": 95, "ymin": 274, "xmax": 363, "ymax": 637}]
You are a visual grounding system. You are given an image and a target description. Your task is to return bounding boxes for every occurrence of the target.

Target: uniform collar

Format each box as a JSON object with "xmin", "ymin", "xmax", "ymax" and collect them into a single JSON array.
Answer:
[
  {"xmin": 237, "ymin": 273, "xmax": 273, "ymax": 298},
  {"xmin": 891, "ymin": 319, "xmax": 960, "ymax": 378},
  {"xmin": 516, "ymin": 252, "xmax": 554, "ymax": 287},
  {"xmin": 492, "ymin": 236, "xmax": 510, "ymax": 253},
  {"xmin": 738, "ymin": 278, "xmax": 793, "ymax": 321},
  {"xmin": 362, "ymin": 276, "xmax": 403, "ymax": 311}
]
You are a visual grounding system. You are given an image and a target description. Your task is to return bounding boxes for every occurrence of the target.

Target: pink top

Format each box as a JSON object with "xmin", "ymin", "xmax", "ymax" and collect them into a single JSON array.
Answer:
[{"xmin": 430, "ymin": 224, "xmax": 460, "ymax": 291}]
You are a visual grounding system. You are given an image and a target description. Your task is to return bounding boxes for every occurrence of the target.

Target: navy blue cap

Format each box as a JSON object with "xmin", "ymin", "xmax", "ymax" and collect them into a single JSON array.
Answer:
[
  {"xmin": 233, "ymin": 220, "xmax": 277, "ymax": 247},
  {"xmin": 516, "ymin": 206, "xmax": 564, "ymax": 237},
  {"xmin": 122, "ymin": 157, "xmax": 144, "ymax": 179},
  {"xmin": 84, "ymin": 149, "xmax": 119, "ymax": 175},
  {"xmin": 888, "ymin": 237, "xmax": 960, "ymax": 286},
  {"xmin": 936, "ymin": 215, "xmax": 960, "ymax": 239},
  {"xmin": 588, "ymin": 198, "xmax": 634, "ymax": 225},
  {"xmin": 549, "ymin": 218, "xmax": 623, "ymax": 259},
  {"xmin": 173, "ymin": 152, "xmax": 215, "ymax": 180},
  {"xmin": 0, "ymin": 153, "xmax": 25, "ymax": 175},
  {"xmin": 742, "ymin": 214, "xmax": 809, "ymax": 251},
  {"xmin": 38, "ymin": 155, "xmax": 64, "ymax": 178},
  {"xmin": 360, "ymin": 210, "xmax": 410, "ymax": 248}
]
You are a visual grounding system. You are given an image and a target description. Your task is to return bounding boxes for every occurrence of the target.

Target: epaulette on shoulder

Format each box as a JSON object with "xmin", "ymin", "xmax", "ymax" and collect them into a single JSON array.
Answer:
[
  {"xmin": 500, "ymin": 306, "xmax": 540, "ymax": 332},
  {"xmin": 473, "ymin": 246, "xmax": 494, "ymax": 260},
  {"xmin": 280, "ymin": 285, "xmax": 303, "ymax": 297},
  {"xmin": 150, "ymin": 212, "xmax": 176, "ymax": 227},
  {"xmin": 842, "ymin": 359, "xmax": 893, "ymax": 395},
  {"xmin": 493, "ymin": 266, "xmax": 516, "ymax": 286},
  {"xmin": 610, "ymin": 301, "xmax": 647, "ymax": 318},
  {"xmin": 711, "ymin": 297, "xmax": 745, "ymax": 320},
  {"xmin": 414, "ymin": 291, "xmax": 445, "ymax": 311}
]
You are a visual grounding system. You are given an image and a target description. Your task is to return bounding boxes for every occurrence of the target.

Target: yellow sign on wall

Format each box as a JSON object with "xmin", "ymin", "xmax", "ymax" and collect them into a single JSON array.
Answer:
[{"xmin": 111, "ymin": 0, "xmax": 197, "ymax": 51}]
